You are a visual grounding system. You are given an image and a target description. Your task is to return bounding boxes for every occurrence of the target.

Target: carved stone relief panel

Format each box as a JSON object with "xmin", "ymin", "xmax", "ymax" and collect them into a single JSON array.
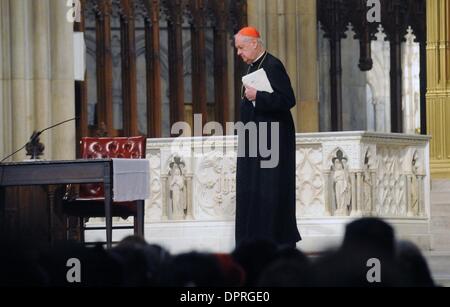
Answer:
[
  {"xmin": 193, "ymin": 151, "xmax": 237, "ymax": 220},
  {"xmin": 145, "ymin": 150, "xmax": 163, "ymax": 221},
  {"xmin": 296, "ymin": 145, "xmax": 326, "ymax": 217},
  {"xmin": 376, "ymin": 146, "xmax": 407, "ymax": 216}
]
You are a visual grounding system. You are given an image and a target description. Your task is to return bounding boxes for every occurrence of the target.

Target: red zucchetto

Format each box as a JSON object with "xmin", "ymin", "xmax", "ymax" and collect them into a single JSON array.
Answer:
[{"xmin": 237, "ymin": 26, "xmax": 260, "ymax": 38}]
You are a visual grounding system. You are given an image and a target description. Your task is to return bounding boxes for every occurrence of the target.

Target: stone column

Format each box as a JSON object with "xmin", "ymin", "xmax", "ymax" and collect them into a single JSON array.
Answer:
[
  {"xmin": 353, "ymin": 172, "xmax": 363, "ymax": 217},
  {"xmin": 1, "ymin": 0, "xmax": 75, "ymax": 162},
  {"xmin": 285, "ymin": 0, "xmax": 299, "ymax": 129},
  {"xmin": 427, "ymin": 0, "xmax": 450, "ymax": 178},
  {"xmin": 186, "ymin": 175, "xmax": 194, "ymax": 219},
  {"xmin": 10, "ymin": 0, "xmax": 33, "ymax": 161},
  {"xmin": 0, "ymin": 0, "xmax": 10, "ymax": 160},
  {"xmin": 161, "ymin": 175, "xmax": 169, "ymax": 220},
  {"xmin": 297, "ymin": 0, "xmax": 319, "ymax": 132},
  {"xmin": 50, "ymin": 0, "xmax": 75, "ymax": 160},
  {"xmin": 247, "ymin": 0, "xmax": 266, "ymax": 45},
  {"xmin": 350, "ymin": 172, "xmax": 357, "ymax": 216},
  {"xmin": 227, "ymin": 35, "xmax": 235, "ymax": 124},
  {"xmin": 245, "ymin": 0, "xmax": 319, "ymax": 133},
  {"xmin": 323, "ymin": 170, "xmax": 332, "ymax": 216},
  {"xmin": 371, "ymin": 171, "xmax": 377, "ymax": 215},
  {"xmin": 32, "ymin": 0, "xmax": 52, "ymax": 160}
]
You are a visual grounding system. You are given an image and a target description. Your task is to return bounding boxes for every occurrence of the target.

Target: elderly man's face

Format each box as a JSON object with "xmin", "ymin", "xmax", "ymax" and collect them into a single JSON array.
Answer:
[{"xmin": 235, "ymin": 34, "xmax": 259, "ymax": 64}]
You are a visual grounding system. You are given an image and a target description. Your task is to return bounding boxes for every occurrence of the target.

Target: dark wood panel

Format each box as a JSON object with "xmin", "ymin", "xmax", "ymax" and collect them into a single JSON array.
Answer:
[
  {"xmin": 189, "ymin": 0, "xmax": 208, "ymax": 129},
  {"xmin": 211, "ymin": 0, "xmax": 230, "ymax": 127},
  {"xmin": 119, "ymin": 0, "xmax": 139, "ymax": 137},
  {"xmin": 143, "ymin": 0, "xmax": 162, "ymax": 138},
  {"xmin": 231, "ymin": 0, "xmax": 248, "ymax": 123},
  {"xmin": 94, "ymin": 0, "xmax": 114, "ymax": 136},
  {"xmin": 163, "ymin": 0, "xmax": 186, "ymax": 133},
  {"xmin": 77, "ymin": 0, "xmax": 249, "ymax": 139},
  {"xmin": 2, "ymin": 186, "xmax": 67, "ymax": 249},
  {"xmin": 0, "ymin": 161, "xmax": 108, "ymax": 186}
]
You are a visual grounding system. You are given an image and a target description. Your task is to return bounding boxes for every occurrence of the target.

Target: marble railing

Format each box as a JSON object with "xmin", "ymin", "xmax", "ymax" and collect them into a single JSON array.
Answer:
[{"xmin": 145, "ymin": 132, "xmax": 431, "ymax": 222}]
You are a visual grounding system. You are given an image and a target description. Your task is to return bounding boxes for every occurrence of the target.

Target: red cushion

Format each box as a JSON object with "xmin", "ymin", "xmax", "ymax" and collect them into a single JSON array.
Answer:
[{"xmin": 78, "ymin": 136, "xmax": 146, "ymax": 199}]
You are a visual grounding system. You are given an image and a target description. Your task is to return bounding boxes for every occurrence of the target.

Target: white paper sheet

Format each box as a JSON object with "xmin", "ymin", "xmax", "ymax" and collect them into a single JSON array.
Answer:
[{"xmin": 242, "ymin": 68, "xmax": 274, "ymax": 94}]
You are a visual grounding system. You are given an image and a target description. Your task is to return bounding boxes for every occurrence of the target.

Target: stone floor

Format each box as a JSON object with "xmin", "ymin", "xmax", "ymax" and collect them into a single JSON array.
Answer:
[{"xmin": 425, "ymin": 179, "xmax": 450, "ymax": 286}]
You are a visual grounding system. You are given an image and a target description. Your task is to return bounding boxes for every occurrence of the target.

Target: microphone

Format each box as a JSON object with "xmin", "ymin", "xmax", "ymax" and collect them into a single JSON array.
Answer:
[{"xmin": 1, "ymin": 117, "xmax": 78, "ymax": 162}]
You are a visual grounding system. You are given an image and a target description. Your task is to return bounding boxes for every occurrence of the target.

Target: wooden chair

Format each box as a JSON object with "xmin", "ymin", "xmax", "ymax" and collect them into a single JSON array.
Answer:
[{"xmin": 63, "ymin": 136, "xmax": 146, "ymax": 245}]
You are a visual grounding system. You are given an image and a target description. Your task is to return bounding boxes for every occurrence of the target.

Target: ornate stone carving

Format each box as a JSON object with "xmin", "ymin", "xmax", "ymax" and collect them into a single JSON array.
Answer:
[
  {"xmin": 296, "ymin": 146, "xmax": 325, "ymax": 217},
  {"xmin": 194, "ymin": 151, "xmax": 236, "ymax": 220},
  {"xmin": 169, "ymin": 157, "xmax": 187, "ymax": 220},
  {"xmin": 143, "ymin": 132, "xmax": 430, "ymax": 224},
  {"xmin": 331, "ymin": 149, "xmax": 352, "ymax": 216},
  {"xmin": 407, "ymin": 150, "xmax": 423, "ymax": 217},
  {"xmin": 162, "ymin": 155, "xmax": 193, "ymax": 221},
  {"xmin": 145, "ymin": 151, "xmax": 163, "ymax": 221},
  {"xmin": 361, "ymin": 149, "xmax": 375, "ymax": 214},
  {"xmin": 376, "ymin": 146, "xmax": 407, "ymax": 216}
]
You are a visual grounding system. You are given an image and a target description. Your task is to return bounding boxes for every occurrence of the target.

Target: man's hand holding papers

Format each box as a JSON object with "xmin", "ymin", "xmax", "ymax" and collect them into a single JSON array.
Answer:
[{"xmin": 242, "ymin": 68, "xmax": 274, "ymax": 107}]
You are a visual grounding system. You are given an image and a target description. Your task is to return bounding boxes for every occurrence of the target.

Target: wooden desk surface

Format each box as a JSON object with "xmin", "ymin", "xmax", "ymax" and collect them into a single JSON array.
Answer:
[
  {"xmin": 0, "ymin": 159, "xmax": 114, "ymax": 248},
  {"xmin": 0, "ymin": 159, "xmax": 112, "ymax": 186}
]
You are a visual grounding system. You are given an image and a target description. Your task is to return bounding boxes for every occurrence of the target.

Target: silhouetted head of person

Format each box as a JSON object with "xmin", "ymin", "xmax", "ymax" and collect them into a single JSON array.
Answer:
[
  {"xmin": 110, "ymin": 236, "xmax": 172, "ymax": 286},
  {"xmin": 341, "ymin": 218, "xmax": 396, "ymax": 258},
  {"xmin": 213, "ymin": 253, "xmax": 246, "ymax": 286},
  {"xmin": 257, "ymin": 247, "xmax": 314, "ymax": 287},
  {"xmin": 0, "ymin": 235, "xmax": 48, "ymax": 286},
  {"xmin": 396, "ymin": 240, "xmax": 435, "ymax": 287},
  {"xmin": 160, "ymin": 252, "xmax": 226, "ymax": 287},
  {"xmin": 231, "ymin": 239, "xmax": 279, "ymax": 287},
  {"xmin": 313, "ymin": 218, "xmax": 403, "ymax": 287}
]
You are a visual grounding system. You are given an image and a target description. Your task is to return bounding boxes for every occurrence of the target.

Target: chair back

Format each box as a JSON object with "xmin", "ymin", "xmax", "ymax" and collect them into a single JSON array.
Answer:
[{"xmin": 79, "ymin": 136, "xmax": 146, "ymax": 199}]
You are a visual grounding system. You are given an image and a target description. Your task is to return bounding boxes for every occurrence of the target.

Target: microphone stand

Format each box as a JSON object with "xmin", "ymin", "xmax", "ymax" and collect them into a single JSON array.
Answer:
[
  {"xmin": 25, "ymin": 131, "xmax": 45, "ymax": 160},
  {"xmin": 1, "ymin": 117, "xmax": 77, "ymax": 162}
]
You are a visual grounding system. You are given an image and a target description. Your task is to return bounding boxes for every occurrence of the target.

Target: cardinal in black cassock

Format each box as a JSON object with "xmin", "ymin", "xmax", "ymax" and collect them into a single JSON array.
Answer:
[{"xmin": 234, "ymin": 27, "xmax": 301, "ymax": 247}]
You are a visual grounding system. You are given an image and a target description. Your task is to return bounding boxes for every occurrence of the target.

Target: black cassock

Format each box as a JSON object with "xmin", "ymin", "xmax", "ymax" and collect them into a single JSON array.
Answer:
[{"xmin": 235, "ymin": 52, "xmax": 301, "ymax": 246}]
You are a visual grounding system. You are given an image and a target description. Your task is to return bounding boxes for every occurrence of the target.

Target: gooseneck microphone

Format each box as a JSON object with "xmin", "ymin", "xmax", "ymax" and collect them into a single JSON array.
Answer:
[{"xmin": 0, "ymin": 117, "xmax": 77, "ymax": 162}]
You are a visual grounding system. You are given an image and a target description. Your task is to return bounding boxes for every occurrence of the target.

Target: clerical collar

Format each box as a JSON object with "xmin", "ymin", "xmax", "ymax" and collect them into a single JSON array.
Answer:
[{"xmin": 251, "ymin": 51, "xmax": 267, "ymax": 67}]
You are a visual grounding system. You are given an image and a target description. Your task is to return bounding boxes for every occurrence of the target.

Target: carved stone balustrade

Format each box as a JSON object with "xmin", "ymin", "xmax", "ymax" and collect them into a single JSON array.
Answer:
[
  {"xmin": 87, "ymin": 132, "xmax": 430, "ymax": 251},
  {"xmin": 139, "ymin": 132, "xmax": 431, "ymax": 253}
]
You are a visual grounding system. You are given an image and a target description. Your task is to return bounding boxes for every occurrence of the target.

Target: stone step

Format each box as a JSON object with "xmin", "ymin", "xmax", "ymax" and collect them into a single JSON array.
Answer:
[
  {"xmin": 430, "ymin": 216, "xmax": 450, "ymax": 234},
  {"xmin": 424, "ymin": 252, "xmax": 450, "ymax": 287},
  {"xmin": 431, "ymin": 203, "xmax": 450, "ymax": 218},
  {"xmin": 431, "ymin": 234, "xmax": 450, "ymax": 251},
  {"xmin": 431, "ymin": 180, "xmax": 450, "ymax": 192},
  {"xmin": 431, "ymin": 193, "xmax": 450, "ymax": 206}
]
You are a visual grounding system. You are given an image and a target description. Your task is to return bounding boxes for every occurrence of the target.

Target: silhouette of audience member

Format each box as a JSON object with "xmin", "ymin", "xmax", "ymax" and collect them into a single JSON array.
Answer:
[
  {"xmin": 213, "ymin": 253, "xmax": 246, "ymax": 286},
  {"xmin": 0, "ymin": 235, "xmax": 48, "ymax": 287},
  {"xmin": 396, "ymin": 240, "xmax": 436, "ymax": 287},
  {"xmin": 110, "ymin": 235, "xmax": 171, "ymax": 287},
  {"xmin": 313, "ymin": 218, "xmax": 403, "ymax": 287},
  {"xmin": 231, "ymin": 239, "xmax": 279, "ymax": 287},
  {"xmin": 160, "ymin": 251, "xmax": 226, "ymax": 287},
  {"xmin": 341, "ymin": 218, "xmax": 395, "ymax": 256},
  {"xmin": 257, "ymin": 246, "xmax": 314, "ymax": 287},
  {"xmin": 1, "ymin": 219, "xmax": 439, "ymax": 288}
]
